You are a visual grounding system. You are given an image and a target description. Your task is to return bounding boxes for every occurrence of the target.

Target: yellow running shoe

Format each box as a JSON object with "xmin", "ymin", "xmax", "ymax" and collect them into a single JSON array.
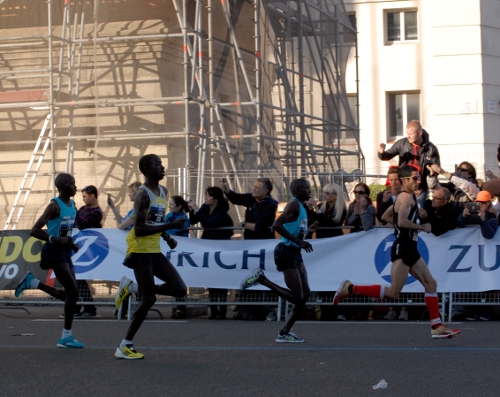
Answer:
[
  {"xmin": 114, "ymin": 344, "xmax": 144, "ymax": 360},
  {"xmin": 115, "ymin": 276, "xmax": 132, "ymax": 309}
]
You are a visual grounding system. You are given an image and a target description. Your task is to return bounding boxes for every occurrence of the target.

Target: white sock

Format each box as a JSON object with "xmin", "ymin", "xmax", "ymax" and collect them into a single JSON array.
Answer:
[
  {"xmin": 62, "ymin": 329, "xmax": 72, "ymax": 339},
  {"xmin": 31, "ymin": 278, "xmax": 40, "ymax": 289},
  {"xmin": 120, "ymin": 339, "xmax": 133, "ymax": 348},
  {"xmin": 128, "ymin": 283, "xmax": 139, "ymax": 294}
]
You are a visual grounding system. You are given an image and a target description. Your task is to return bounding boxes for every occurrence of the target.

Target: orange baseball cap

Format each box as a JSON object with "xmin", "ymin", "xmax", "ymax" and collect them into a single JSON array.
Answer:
[{"xmin": 475, "ymin": 191, "xmax": 492, "ymax": 202}]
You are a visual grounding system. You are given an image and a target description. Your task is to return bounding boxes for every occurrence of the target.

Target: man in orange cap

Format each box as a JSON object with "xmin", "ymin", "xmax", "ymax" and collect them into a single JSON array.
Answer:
[{"xmin": 457, "ymin": 190, "xmax": 499, "ymax": 239}]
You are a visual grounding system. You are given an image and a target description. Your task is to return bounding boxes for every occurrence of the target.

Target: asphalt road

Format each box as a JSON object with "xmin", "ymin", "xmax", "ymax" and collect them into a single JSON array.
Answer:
[{"xmin": 0, "ymin": 306, "xmax": 498, "ymax": 397}]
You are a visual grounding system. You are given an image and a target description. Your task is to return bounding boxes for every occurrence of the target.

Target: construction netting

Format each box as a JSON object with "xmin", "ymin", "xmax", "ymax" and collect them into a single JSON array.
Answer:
[{"xmin": 0, "ymin": 0, "xmax": 359, "ymax": 230}]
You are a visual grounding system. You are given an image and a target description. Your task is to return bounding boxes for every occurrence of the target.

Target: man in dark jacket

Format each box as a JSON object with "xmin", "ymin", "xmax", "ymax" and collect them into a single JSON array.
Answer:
[
  {"xmin": 419, "ymin": 187, "xmax": 457, "ymax": 236},
  {"xmin": 220, "ymin": 177, "xmax": 278, "ymax": 240},
  {"xmin": 378, "ymin": 120, "xmax": 440, "ymax": 207}
]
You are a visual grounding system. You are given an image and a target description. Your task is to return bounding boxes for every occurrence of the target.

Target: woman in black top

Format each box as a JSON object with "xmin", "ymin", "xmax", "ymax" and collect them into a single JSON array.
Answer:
[{"xmin": 188, "ymin": 186, "xmax": 233, "ymax": 319}]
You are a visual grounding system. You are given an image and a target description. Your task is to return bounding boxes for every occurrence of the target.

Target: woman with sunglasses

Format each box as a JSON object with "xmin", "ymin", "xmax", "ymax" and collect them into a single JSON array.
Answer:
[
  {"xmin": 345, "ymin": 183, "xmax": 376, "ymax": 232},
  {"xmin": 307, "ymin": 183, "xmax": 346, "ymax": 238}
]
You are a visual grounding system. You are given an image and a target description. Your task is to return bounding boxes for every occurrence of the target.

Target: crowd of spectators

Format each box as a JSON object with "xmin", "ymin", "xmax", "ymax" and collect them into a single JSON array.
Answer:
[{"xmin": 100, "ymin": 120, "xmax": 500, "ymax": 323}]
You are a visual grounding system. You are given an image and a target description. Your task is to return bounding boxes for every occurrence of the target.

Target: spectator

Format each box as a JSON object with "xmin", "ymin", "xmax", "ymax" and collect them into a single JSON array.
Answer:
[
  {"xmin": 419, "ymin": 187, "xmax": 457, "ymax": 236},
  {"xmin": 166, "ymin": 195, "xmax": 190, "ymax": 319},
  {"xmin": 107, "ymin": 181, "xmax": 142, "ymax": 230},
  {"xmin": 165, "ymin": 196, "xmax": 190, "ymax": 237},
  {"xmin": 346, "ymin": 183, "xmax": 376, "ymax": 232},
  {"xmin": 481, "ymin": 144, "xmax": 500, "ymax": 197},
  {"xmin": 376, "ymin": 166, "xmax": 401, "ymax": 225},
  {"xmin": 220, "ymin": 177, "xmax": 278, "ymax": 240},
  {"xmin": 457, "ymin": 190, "xmax": 499, "ymax": 239},
  {"xmin": 220, "ymin": 177, "xmax": 278, "ymax": 320},
  {"xmin": 306, "ymin": 183, "xmax": 346, "ymax": 238},
  {"xmin": 427, "ymin": 162, "xmax": 480, "ymax": 216},
  {"xmin": 188, "ymin": 186, "xmax": 233, "ymax": 320},
  {"xmin": 73, "ymin": 185, "xmax": 103, "ymax": 318},
  {"xmin": 306, "ymin": 183, "xmax": 347, "ymax": 321},
  {"xmin": 378, "ymin": 120, "xmax": 440, "ymax": 207}
]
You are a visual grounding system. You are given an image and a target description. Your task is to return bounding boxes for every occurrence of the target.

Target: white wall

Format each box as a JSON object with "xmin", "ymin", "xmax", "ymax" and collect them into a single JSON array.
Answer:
[{"xmin": 343, "ymin": 0, "xmax": 500, "ymax": 179}]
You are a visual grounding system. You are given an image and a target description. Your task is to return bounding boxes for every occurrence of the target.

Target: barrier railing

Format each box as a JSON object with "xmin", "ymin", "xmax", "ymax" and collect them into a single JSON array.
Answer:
[{"xmin": 1, "ymin": 282, "xmax": 453, "ymax": 322}]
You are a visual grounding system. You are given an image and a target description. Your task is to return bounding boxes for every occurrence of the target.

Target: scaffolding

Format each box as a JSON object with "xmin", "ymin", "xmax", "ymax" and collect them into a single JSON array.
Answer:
[{"xmin": 0, "ymin": 0, "xmax": 360, "ymax": 230}]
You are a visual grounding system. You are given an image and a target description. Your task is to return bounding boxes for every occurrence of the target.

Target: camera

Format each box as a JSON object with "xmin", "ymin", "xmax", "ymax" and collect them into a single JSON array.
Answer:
[
  {"xmin": 465, "ymin": 202, "xmax": 480, "ymax": 214},
  {"xmin": 423, "ymin": 156, "xmax": 439, "ymax": 167}
]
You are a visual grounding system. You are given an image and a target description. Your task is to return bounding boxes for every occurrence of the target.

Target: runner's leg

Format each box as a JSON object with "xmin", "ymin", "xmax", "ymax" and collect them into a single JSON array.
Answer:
[
  {"xmin": 383, "ymin": 259, "xmax": 411, "ymax": 299},
  {"xmin": 281, "ymin": 263, "xmax": 310, "ymax": 333},
  {"xmin": 51, "ymin": 263, "xmax": 79, "ymax": 331},
  {"xmin": 151, "ymin": 255, "xmax": 187, "ymax": 298},
  {"xmin": 124, "ymin": 256, "xmax": 156, "ymax": 341}
]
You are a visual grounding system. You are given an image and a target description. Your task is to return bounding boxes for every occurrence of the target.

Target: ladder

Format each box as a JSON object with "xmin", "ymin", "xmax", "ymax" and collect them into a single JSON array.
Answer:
[{"xmin": 4, "ymin": 114, "xmax": 52, "ymax": 230}]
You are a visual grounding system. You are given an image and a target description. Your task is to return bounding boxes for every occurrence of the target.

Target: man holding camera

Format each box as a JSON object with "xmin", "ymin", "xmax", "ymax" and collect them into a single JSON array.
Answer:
[
  {"xmin": 457, "ymin": 190, "xmax": 499, "ymax": 239},
  {"xmin": 426, "ymin": 162, "xmax": 480, "ymax": 216},
  {"xmin": 378, "ymin": 120, "xmax": 440, "ymax": 207}
]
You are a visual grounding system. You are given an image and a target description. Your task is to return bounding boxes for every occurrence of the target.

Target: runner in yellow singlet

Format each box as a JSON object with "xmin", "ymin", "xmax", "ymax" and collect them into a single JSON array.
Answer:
[{"xmin": 114, "ymin": 154, "xmax": 187, "ymax": 360}]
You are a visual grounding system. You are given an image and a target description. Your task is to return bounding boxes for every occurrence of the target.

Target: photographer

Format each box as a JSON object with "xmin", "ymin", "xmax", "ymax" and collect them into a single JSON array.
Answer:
[
  {"xmin": 457, "ymin": 191, "xmax": 499, "ymax": 239},
  {"xmin": 426, "ymin": 162, "xmax": 480, "ymax": 216}
]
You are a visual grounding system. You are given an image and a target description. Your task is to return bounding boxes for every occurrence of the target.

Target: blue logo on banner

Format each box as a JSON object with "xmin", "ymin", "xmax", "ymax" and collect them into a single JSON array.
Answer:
[
  {"xmin": 374, "ymin": 234, "xmax": 429, "ymax": 285},
  {"xmin": 71, "ymin": 230, "xmax": 109, "ymax": 273}
]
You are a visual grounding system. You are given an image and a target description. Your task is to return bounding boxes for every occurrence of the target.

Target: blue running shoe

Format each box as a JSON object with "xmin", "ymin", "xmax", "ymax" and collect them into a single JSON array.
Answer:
[
  {"xmin": 15, "ymin": 272, "xmax": 35, "ymax": 297},
  {"xmin": 275, "ymin": 331, "xmax": 305, "ymax": 343},
  {"xmin": 57, "ymin": 336, "xmax": 84, "ymax": 348}
]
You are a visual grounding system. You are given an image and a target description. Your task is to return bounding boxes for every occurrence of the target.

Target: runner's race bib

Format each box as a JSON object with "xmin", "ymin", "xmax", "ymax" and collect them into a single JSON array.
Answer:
[
  {"xmin": 146, "ymin": 204, "xmax": 166, "ymax": 225},
  {"xmin": 59, "ymin": 216, "xmax": 75, "ymax": 238}
]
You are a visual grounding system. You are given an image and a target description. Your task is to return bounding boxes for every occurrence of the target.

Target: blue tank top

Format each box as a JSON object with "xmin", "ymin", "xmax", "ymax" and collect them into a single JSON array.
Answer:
[
  {"xmin": 280, "ymin": 197, "xmax": 308, "ymax": 247},
  {"xmin": 47, "ymin": 197, "xmax": 76, "ymax": 237}
]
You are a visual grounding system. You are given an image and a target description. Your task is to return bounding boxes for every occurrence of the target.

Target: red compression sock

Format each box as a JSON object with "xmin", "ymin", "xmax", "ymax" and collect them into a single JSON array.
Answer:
[
  {"xmin": 352, "ymin": 285, "xmax": 383, "ymax": 299},
  {"xmin": 425, "ymin": 294, "xmax": 441, "ymax": 326}
]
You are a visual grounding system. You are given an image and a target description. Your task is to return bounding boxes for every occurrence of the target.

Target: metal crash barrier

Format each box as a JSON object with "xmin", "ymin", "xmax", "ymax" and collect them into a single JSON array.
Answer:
[{"xmin": 0, "ymin": 283, "xmax": 466, "ymax": 322}]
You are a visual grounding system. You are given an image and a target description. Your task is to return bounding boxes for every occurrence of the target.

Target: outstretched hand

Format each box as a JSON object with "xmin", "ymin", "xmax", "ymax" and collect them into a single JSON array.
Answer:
[{"xmin": 299, "ymin": 240, "xmax": 313, "ymax": 253}]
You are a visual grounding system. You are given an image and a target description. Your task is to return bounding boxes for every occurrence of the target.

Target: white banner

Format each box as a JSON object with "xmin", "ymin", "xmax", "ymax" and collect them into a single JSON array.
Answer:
[{"xmin": 69, "ymin": 226, "xmax": 500, "ymax": 293}]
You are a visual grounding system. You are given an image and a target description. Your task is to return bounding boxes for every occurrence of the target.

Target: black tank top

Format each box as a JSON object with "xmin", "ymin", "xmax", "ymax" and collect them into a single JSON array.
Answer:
[{"xmin": 393, "ymin": 191, "xmax": 419, "ymax": 242}]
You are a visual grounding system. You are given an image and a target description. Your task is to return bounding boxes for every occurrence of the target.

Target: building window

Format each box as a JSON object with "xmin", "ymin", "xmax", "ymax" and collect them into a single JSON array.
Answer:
[
  {"xmin": 341, "ymin": 13, "xmax": 357, "ymax": 44},
  {"xmin": 386, "ymin": 10, "xmax": 418, "ymax": 42},
  {"xmin": 388, "ymin": 92, "xmax": 420, "ymax": 139}
]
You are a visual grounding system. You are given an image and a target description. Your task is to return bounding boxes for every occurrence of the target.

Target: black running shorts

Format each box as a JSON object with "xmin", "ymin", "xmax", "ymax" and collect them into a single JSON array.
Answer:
[
  {"xmin": 274, "ymin": 242, "xmax": 303, "ymax": 272},
  {"xmin": 391, "ymin": 239, "xmax": 421, "ymax": 267},
  {"xmin": 39, "ymin": 244, "xmax": 73, "ymax": 270}
]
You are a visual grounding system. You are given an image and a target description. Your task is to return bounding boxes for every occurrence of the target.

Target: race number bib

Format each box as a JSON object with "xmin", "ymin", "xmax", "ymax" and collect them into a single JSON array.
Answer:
[
  {"xmin": 146, "ymin": 204, "xmax": 166, "ymax": 225},
  {"xmin": 59, "ymin": 217, "xmax": 75, "ymax": 238}
]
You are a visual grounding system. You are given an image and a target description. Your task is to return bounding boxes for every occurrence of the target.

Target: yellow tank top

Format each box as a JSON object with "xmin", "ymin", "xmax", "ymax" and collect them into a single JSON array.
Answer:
[{"xmin": 126, "ymin": 185, "xmax": 167, "ymax": 254}]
